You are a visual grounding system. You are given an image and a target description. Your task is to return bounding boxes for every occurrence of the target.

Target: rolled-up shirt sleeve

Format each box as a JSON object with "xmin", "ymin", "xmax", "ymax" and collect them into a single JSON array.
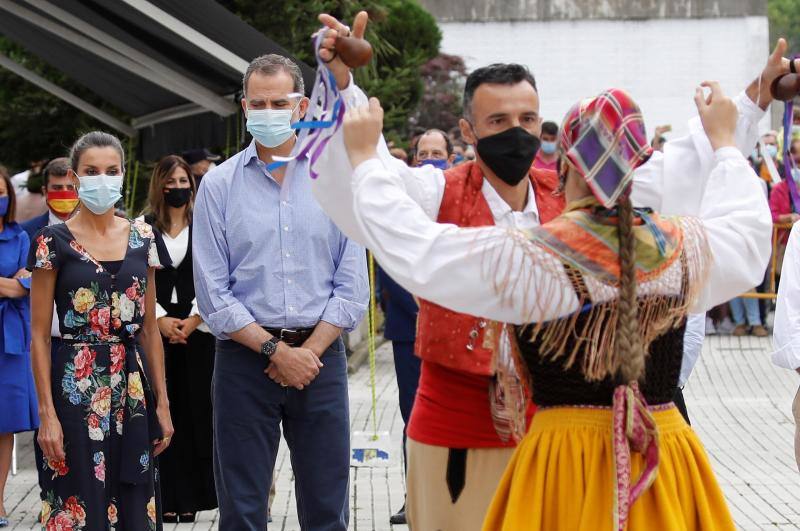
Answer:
[
  {"xmin": 192, "ymin": 175, "xmax": 256, "ymax": 338},
  {"xmin": 320, "ymin": 234, "xmax": 369, "ymax": 332},
  {"xmin": 773, "ymin": 223, "xmax": 800, "ymax": 370}
]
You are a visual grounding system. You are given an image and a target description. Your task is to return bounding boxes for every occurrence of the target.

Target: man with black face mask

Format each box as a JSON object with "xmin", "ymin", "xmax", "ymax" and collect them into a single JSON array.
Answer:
[{"xmin": 318, "ymin": 61, "xmax": 565, "ymax": 531}]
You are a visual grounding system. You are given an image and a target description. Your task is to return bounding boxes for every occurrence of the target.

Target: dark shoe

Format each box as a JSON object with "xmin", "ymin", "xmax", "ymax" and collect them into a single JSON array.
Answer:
[
  {"xmin": 162, "ymin": 513, "xmax": 178, "ymax": 523},
  {"xmin": 732, "ymin": 324, "xmax": 748, "ymax": 337},
  {"xmin": 389, "ymin": 505, "xmax": 406, "ymax": 525},
  {"xmin": 179, "ymin": 512, "xmax": 196, "ymax": 523},
  {"xmin": 751, "ymin": 325, "xmax": 769, "ymax": 337}
]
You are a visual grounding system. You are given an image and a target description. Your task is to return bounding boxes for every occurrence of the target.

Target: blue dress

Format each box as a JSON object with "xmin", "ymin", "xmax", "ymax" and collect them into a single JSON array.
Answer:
[{"xmin": 0, "ymin": 221, "xmax": 38, "ymax": 433}]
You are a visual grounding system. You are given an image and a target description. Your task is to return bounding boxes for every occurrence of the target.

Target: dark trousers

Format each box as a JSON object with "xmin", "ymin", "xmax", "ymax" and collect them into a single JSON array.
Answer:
[
  {"xmin": 391, "ymin": 340, "xmax": 421, "ymax": 475},
  {"xmin": 212, "ymin": 338, "xmax": 350, "ymax": 531},
  {"xmin": 674, "ymin": 387, "xmax": 690, "ymax": 425}
]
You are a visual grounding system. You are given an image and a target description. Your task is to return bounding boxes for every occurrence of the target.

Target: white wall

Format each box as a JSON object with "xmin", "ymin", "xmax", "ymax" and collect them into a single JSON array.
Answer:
[{"xmin": 438, "ymin": 16, "xmax": 770, "ymax": 138}]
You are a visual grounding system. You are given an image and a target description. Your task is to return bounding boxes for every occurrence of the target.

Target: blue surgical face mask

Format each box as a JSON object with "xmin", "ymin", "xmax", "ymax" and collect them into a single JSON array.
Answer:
[
  {"xmin": 246, "ymin": 103, "xmax": 298, "ymax": 148},
  {"xmin": 77, "ymin": 174, "xmax": 123, "ymax": 215},
  {"xmin": 0, "ymin": 196, "xmax": 8, "ymax": 217},
  {"xmin": 765, "ymin": 144, "xmax": 778, "ymax": 159},
  {"xmin": 453, "ymin": 154, "xmax": 464, "ymax": 165},
  {"xmin": 417, "ymin": 158, "xmax": 449, "ymax": 170},
  {"xmin": 540, "ymin": 141, "xmax": 557, "ymax": 155}
]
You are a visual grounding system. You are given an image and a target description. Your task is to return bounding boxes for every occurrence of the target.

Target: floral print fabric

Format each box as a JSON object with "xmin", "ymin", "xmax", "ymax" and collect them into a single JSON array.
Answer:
[{"xmin": 28, "ymin": 220, "xmax": 163, "ymax": 530}]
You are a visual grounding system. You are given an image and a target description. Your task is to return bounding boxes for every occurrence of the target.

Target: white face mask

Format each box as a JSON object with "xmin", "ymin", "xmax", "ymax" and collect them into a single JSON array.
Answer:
[{"xmin": 77, "ymin": 174, "xmax": 123, "ymax": 215}]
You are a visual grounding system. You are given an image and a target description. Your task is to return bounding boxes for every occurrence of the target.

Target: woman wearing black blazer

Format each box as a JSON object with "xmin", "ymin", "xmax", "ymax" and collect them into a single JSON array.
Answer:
[{"xmin": 143, "ymin": 155, "xmax": 216, "ymax": 523}]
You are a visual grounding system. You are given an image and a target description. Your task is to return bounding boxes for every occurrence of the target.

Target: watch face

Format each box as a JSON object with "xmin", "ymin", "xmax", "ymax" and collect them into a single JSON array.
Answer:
[{"xmin": 262, "ymin": 340, "xmax": 276, "ymax": 358}]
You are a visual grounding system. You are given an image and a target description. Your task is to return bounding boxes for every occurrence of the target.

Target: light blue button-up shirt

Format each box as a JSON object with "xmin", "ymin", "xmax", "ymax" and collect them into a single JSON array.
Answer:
[{"xmin": 192, "ymin": 140, "xmax": 369, "ymax": 338}]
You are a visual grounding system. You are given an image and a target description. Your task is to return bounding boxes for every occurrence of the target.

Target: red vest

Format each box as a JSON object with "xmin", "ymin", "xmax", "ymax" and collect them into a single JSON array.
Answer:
[{"xmin": 414, "ymin": 161, "xmax": 564, "ymax": 375}]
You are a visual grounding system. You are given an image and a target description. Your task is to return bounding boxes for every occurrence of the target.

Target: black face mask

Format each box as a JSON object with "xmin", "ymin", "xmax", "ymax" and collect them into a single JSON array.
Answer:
[
  {"xmin": 474, "ymin": 126, "xmax": 541, "ymax": 186},
  {"xmin": 164, "ymin": 187, "xmax": 192, "ymax": 208}
]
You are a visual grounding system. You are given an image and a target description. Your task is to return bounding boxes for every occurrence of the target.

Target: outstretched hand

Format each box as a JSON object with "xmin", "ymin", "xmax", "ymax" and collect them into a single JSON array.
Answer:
[
  {"xmin": 343, "ymin": 97, "xmax": 384, "ymax": 169},
  {"xmin": 318, "ymin": 11, "xmax": 369, "ymax": 90},
  {"xmin": 752, "ymin": 38, "xmax": 791, "ymax": 109},
  {"xmin": 695, "ymin": 81, "xmax": 737, "ymax": 151}
]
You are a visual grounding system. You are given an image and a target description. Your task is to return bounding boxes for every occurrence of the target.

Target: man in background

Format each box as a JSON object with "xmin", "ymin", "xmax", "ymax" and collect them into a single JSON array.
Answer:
[
  {"xmin": 532, "ymin": 120, "xmax": 558, "ymax": 171},
  {"xmin": 21, "ymin": 158, "xmax": 78, "ymax": 241},
  {"xmin": 414, "ymin": 128, "xmax": 455, "ymax": 169}
]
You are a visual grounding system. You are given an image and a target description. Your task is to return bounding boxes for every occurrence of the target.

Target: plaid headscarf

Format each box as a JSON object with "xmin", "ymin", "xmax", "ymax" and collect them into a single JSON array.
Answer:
[{"xmin": 559, "ymin": 89, "xmax": 653, "ymax": 208}]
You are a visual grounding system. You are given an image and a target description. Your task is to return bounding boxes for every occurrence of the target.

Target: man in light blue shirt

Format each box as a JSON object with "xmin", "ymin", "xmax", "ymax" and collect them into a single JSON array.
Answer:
[{"xmin": 193, "ymin": 52, "xmax": 368, "ymax": 530}]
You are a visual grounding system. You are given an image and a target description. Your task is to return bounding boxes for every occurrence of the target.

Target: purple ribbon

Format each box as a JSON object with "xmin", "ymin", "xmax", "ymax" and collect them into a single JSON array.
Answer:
[
  {"xmin": 266, "ymin": 29, "xmax": 348, "ymax": 176},
  {"xmin": 782, "ymin": 59, "xmax": 800, "ymax": 211}
]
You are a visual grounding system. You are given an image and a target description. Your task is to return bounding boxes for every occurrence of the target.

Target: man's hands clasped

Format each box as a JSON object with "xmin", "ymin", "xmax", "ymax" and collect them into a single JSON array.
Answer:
[{"xmin": 265, "ymin": 342, "xmax": 323, "ymax": 390}]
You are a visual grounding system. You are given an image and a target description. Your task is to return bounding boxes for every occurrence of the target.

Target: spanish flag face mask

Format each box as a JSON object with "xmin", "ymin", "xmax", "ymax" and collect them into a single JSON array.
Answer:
[{"xmin": 46, "ymin": 189, "xmax": 79, "ymax": 220}]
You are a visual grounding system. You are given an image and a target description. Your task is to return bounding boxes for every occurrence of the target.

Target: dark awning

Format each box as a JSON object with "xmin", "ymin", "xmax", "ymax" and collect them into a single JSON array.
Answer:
[{"xmin": 0, "ymin": 0, "xmax": 315, "ymax": 159}]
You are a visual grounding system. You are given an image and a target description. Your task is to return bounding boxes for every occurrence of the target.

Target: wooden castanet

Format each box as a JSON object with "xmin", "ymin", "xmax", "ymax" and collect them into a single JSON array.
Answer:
[
  {"xmin": 334, "ymin": 36, "xmax": 373, "ymax": 68},
  {"xmin": 771, "ymin": 73, "xmax": 800, "ymax": 101}
]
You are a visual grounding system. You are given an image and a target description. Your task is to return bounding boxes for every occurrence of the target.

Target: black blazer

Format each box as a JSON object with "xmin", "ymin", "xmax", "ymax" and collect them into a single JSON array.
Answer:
[{"xmin": 145, "ymin": 215, "xmax": 195, "ymax": 319}]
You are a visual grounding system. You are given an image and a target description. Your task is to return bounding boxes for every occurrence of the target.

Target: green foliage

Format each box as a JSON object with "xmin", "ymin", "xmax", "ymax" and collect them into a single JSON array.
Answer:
[
  {"xmin": 0, "ymin": 0, "xmax": 443, "ymax": 214},
  {"xmin": 410, "ymin": 53, "xmax": 467, "ymax": 134},
  {"xmin": 769, "ymin": 0, "xmax": 800, "ymax": 52},
  {"xmin": 0, "ymin": 39, "xmax": 124, "ymax": 173},
  {"xmin": 219, "ymin": 0, "xmax": 441, "ymax": 137}
]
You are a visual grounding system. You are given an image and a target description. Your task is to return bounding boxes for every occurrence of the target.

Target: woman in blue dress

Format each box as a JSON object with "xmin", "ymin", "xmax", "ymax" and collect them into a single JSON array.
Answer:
[
  {"xmin": 0, "ymin": 165, "xmax": 38, "ymax": 528},
  {"xmin": 28, "ymin": 132, "xmax": 174, "ymax": 530}
]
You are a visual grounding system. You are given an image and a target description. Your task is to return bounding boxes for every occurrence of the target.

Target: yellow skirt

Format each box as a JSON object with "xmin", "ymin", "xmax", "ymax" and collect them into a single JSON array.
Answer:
[{"xmin": 483, "ymin": 406, "xmax": 735, "ymax": 531}]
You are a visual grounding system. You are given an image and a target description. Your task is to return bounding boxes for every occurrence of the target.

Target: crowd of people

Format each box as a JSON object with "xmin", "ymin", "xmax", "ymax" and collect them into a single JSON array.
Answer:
[{"xmin": 0, "ymin": 9, "xmax": 798, "ymax": 531}]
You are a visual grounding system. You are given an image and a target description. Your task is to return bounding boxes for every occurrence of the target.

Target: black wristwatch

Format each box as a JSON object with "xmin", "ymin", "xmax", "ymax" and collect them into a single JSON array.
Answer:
[{"xmin": 260, "ymin": 337, "xmax": 281, "ymax": 359}]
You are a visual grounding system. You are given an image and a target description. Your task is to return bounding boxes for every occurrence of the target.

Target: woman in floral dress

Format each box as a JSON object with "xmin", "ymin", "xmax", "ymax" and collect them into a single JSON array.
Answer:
[{"xmin": 28, "ymin": 132, "xmax": 174, "ymax": 530}]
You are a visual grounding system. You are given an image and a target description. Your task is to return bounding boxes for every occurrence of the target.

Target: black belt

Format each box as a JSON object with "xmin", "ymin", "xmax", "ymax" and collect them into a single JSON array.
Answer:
[{"xmin": 263, "ymin": 327, "xmax": 315, "ymax": 347}]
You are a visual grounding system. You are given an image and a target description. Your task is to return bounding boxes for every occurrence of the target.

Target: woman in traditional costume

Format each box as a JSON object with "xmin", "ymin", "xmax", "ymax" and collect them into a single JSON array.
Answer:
[{"xmin": 326, "ymin": 83, "xmax": 771, "ymax": 530}]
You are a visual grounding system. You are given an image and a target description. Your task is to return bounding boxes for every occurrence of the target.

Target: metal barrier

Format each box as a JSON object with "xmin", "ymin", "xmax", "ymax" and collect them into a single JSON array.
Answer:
[{"xmin": 739, "ymin": 222, "xmax": 793, "ymax": 300}]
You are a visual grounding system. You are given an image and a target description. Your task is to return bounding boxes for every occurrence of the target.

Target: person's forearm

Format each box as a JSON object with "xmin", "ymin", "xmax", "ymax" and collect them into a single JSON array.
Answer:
[
  {"xmin": 304, "ymin": 321, "xmax": 343, "ymax": 357},
  {"xmin": 745, "ymin": 75, "xmax": 772, "ymax": 111},
  {"xmin": 31, "ymin": 336, "xmax": 55, "ymax": 417},
  {"xmin": 0, "ymin": 277, "xmax": 27, "ymax": 298},
  {"xmin": 229, "ymin": 322, "xmax": 272, "ymax": 353}
]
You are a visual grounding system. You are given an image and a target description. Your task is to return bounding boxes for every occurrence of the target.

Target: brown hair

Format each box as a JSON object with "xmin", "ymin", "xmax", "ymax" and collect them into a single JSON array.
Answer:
[
  {"xmin": 615, "ymin": 194, "xmax": 645, "ymax": 382},
  {"xmin": 144, "ymin": 155, "xmax": 195, "ymax": 233},
  {"xmin": 0, "ymin": 165, "xmax": 16, "ymax": 225}
]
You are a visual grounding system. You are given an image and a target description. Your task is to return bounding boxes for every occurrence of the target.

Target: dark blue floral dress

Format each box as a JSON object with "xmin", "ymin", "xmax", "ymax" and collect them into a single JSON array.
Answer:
[{"xmin": 28, "ymin": 219, "xmax": 163, "ymax": 531}]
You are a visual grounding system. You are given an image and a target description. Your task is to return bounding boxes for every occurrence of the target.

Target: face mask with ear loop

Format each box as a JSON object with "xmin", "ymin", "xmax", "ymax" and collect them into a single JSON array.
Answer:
[{"xmin": 246, "ymin": 94, "xmax": 304, "ymax": 149}]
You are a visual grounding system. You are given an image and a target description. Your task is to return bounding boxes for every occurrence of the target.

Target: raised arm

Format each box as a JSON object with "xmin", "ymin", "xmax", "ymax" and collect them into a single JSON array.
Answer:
[
  {"xmin": 344, "ymin": 99, "xmax": 578, "ymax": 325},
  {"xmin": 687, "ymin": 83, "xmax": 773, "ymax": 312},
  {"xmin": 632, "ymin": 40, "xmax": 788, "ymax": 216},
  {"xmin": 310, "ymin": 11, "xmax": 445, "ymax": 245}
]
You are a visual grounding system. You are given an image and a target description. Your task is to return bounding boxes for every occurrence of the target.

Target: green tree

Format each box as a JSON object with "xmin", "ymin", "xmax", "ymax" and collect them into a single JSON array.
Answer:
[
  {"xmin": 0, "ymin": 39, "xmax": 119, "ymax": 173},
  {"xmin": 218, "ymin": 0, "xmax": 441, "ymax": 135},
  {"xmin": 769, "ymin": 0, "xmax": 800, "ymax": 52}
]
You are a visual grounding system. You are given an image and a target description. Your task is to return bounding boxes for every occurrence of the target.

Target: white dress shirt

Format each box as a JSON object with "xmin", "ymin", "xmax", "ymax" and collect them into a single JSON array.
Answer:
[
  {"xmin": 679, "ymin": 313, "xmax": 706, "ymax": 387},
  {"xmin": 340, "ymin": 144, "xmax": 771, "ymax": 325},
  {"xmin": 311, "ymin": 87, "xmax": 764, "ymax": 243},
  {"xmin": 773, "ymin": 223, "xmax": 800, "ymax": 370}
]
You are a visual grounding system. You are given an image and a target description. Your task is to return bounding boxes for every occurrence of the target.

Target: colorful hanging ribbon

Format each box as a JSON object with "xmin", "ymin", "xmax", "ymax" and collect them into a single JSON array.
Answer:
[
  {"xmin": 782, "ymin": 56, "xmax": 800, "ymax": 209},
  {"xmin": 611, "ymin": 382, "xmax": 660, "ymax": 531},
  {"xmin": 267, "ymin": 29, "xmax": 347, "ymax": 175}
]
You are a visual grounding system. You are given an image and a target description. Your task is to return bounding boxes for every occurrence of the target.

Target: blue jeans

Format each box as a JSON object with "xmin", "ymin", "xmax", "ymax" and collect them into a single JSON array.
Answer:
[
  {"xmin": 730, "ymin": 297, "xmax": 761, "ymax": 326},
  {"xmin": 212, "ymin": 338, "xmax": 350, "ymax": 531}
]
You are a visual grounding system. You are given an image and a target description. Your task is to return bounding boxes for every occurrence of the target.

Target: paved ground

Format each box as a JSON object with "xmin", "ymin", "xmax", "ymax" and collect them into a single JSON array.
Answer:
[{"xmin": 4, "ymin": 335, "xmax": 800, "ymax": 530}]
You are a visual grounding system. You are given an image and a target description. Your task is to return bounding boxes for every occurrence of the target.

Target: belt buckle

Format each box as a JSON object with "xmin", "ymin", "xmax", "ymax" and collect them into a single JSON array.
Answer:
[{"xmin": 279, "ymin": 328, "xmax": 298, "ymax": 341}]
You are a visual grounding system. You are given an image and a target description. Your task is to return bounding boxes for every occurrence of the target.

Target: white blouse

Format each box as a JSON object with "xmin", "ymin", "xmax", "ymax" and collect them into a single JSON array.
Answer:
[
  {"xmin": 773, "ymin": 223, "xmax": 800, "ymax": 370},
  {"xmin": 153, "ymin": 225, "xmax": 209, "ymax": 334},
  {"xmin": 335, "ymin": 146, "xmax": 771, "ymax": 325}
]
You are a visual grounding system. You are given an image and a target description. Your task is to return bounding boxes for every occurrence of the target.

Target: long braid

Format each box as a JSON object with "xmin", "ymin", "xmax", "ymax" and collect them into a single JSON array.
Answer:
[{"xmin": 615, "ymin": 195, "xmax": 645, "ymax": 382}]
